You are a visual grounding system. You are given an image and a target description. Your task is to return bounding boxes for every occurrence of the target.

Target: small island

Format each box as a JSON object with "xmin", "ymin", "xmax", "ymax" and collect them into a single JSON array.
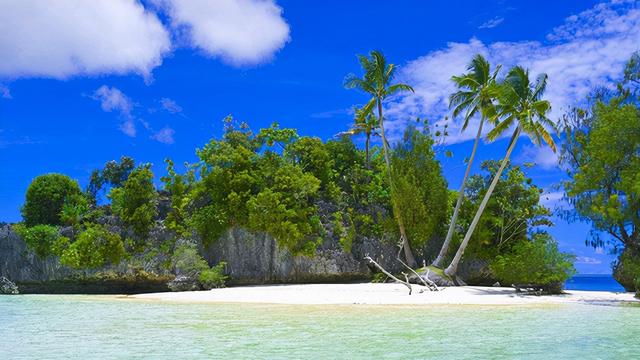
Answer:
[{"xmin": 1, "ymin": 1, "xmax": 640, "ymax": 358}]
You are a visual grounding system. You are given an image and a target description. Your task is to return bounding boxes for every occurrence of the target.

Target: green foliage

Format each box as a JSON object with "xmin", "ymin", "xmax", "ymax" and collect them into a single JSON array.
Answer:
[
  {"xmin": 59, "ymin": 224, "xmax": 125, "ymax": 269},
  {"xmin": 172, "ymin": 243, "xmax": 209, "ymax": 276},
  {"xmin": 109, "ymin": 165, "xmax": 158, "ymax": 239},
  {"xmin": 190, "ymin": 119, "xmax": 324, "ymax": 254},
  {"xmin": 22, "ymin": 174, "xmax": 82, "ymax": 226},
  {"xmin": 13, "ymin": 223, "xmax": 65, "ymax": 258},
  {"xmin": 87, "ymin": 156, "xmax": 135, "ymax": 200},
  {"xmin": 199, "ymin": 262, "xmax": 228, "ymax": 289},
  {"xmin": 286, "ymin": 136, "xmax": 334, "ymax": 191},
  {"xmin": 161, "ymin": 159, "xmax": 195, "ymax": 237},
  {"xmin": 60, "ymin": 193, "xmax": 90, "ymax": 226},
  {"xmin": 492, "ymin": 232, "xmax": 575, "ymax": 288},
  {"xmin": 560, "ymin": 100, "xmax": 640, "ymax": 253},
  {"xmin": 457, "ymin": 161, "xmax": 552, "ymax": 260},
  {"xmin": 391, "ymin": 123, "xmax": 449, "ymax": 251},
  {"xmin": 333, "ymin": 212, "xmax": 355, "ymax": 253}
]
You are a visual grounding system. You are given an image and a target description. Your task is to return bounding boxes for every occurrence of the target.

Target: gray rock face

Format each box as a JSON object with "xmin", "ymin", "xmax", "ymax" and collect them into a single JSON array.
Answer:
[
  {"xmin": 0, "ymin": 276, "xmax": 19, "ymax": 294},
  {"xmin": 204, "ymin": 228, "xmax": 402, "ymax": 285},
  {"xmin": 1, "ymin": 222, "xmax": 403, "ymax": 287},
  {"xmin": 167, "ymin": 275, "xmax": 200, "ymax": 292},
  {"xmin": 0, "ymin": 224, "xmax": 75, "ymax": 282}
]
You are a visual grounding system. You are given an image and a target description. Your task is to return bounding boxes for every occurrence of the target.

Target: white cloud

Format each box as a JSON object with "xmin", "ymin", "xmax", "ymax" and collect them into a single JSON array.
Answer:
[
  {"xmin": 0, "ymin": 84, "xmax": 11, "ymax": 99},
  {"xmin": 517, "ymin": 144, "xmax": 559, "ymax": 170},
  {"xmin": 479, "ymin": 16, "xmax": 504, "ymax": 29},
  {"xmin": 92, "ymin": 86, "xmax": 136, "ymax": 137},
  {"xmin": 151, "ymin": 127, "xmax": 175, "ymax": 144},
  {"xmin": 575, "ymin": 256, "xmax": 602, "ymax": 265},
  {"xmin": 157, "ymin": 0, "xmax": 290, "ymax": 65},
  {"xmin": 160, "ymin": 98, "xmax": 183, "ymax": 114},
  {"xmin": 0, "ymin": 0, "xmax": 171, "ymax": 80},
  {"xmin": 540, "ymin": 191, "xmax": 569, "ymax": 210},
  {"xmin": 388, "ymin": 0, "xmax": 640, "ymax": 144}
]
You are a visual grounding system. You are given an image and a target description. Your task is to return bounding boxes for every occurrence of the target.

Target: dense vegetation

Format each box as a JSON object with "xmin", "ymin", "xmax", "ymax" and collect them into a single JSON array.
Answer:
[
  {"xmin": 559, "ymin": 51, "xmax": 640, "ymax": 292},
  {"xmin": 25, "ymin": 50, "xmax": 640, "ymax": 294}
]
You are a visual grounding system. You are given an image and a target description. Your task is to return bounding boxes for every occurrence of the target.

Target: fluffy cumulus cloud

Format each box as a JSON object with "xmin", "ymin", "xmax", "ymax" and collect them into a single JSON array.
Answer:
[
  {"xmin": 517, "ymin": 144, "xmax": 559, "ymax": 169},
  {"xmin": 156, "ymin": 0, "xmax": 290, "ymax": 65},
  {"xmin": 387, "ymin": 0, "xmax": 640, "ymax": 145},
  {"xmin": 0, "ymin": 0, "xmax": 290, "ymax": 80},
  {"xmin": 0, "ymin": 0, "xmax": 171, "ymax": 79}
]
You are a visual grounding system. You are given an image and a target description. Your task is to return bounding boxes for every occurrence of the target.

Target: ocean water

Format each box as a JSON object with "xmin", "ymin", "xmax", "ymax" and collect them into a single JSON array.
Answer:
[
  {"xmin": 1, "ymin": 295, "xmax": 639, "ymax": 359},
  {"xmin": 565, "ymin": 275, "xmax": 626, "ymax": 292}
]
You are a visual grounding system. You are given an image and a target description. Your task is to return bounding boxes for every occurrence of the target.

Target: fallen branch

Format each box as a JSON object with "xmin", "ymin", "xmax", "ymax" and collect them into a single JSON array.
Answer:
[
  {"xmin": 395, "ymin": 236, "xmax": 439, "ymax": 291},
  {"xmin": 365, "ymin": 255, "xmax": 413, "ymax": 295}
]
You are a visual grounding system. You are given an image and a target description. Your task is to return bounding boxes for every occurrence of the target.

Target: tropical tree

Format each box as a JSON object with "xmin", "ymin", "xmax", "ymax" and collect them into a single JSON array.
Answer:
[
  {"xmin": 432, "ymin": 54, "xmax": 501, "ymax": 268},
  {"xmin": 444, "ymin": 66, "xmax": 557, "ymax": 279},
  {"xmin": 341, "ymin": 107, "xmax": 380, "ymax": 165},
  {"xmin": 344, "ymin": 50, "xmax": 417, "ymax": 266}
]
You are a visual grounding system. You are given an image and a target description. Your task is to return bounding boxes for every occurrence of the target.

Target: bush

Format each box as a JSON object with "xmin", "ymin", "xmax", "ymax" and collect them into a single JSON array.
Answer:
[
  {"xmin": 492, "ymin": 233, "xmax": 576, "ymax": 292},
  {"xmin": 172, "ymin": 243, "xmax": 208, "ymax": 276},
  {"xmin": 613, "ymin": 250, "xmax": 640, "ymax": 292},
  {"xmin": 635, "ymin": 278, "xmax": 640, "ymax": 299},
  {"xmin": 59, "ymin": 224, "xmax": 125, "ymax": 269},
  {"xmin": 199, "ymin": 262, "xmax": 228, "ymax": 289},
  {"xmin": 21, "ymin": 174, "xmax": 82, "ymax": 226},
  {"xmin": 13, "ymin": 223, "xmax": 66, "ymax": 258}
]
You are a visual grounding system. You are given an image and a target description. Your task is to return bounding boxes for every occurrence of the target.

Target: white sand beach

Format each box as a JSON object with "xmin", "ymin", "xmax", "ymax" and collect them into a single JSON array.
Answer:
[{"xmin": 129, "ymin": 283, "xmax": 639, "ymax": 306}]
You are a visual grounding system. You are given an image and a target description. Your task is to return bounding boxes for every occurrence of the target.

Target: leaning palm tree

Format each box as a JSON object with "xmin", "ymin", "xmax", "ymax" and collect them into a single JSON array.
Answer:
[
  {"xmin": 444, "ymin": 66, "xmax": 557, "ymax": 279},
  {"xmin": 344, "ymin": 50, "xmax": 417, "ymax": 267},
  {"xmin": 432, "ymin": 55, "xmax": 501, "ymax": 268}
]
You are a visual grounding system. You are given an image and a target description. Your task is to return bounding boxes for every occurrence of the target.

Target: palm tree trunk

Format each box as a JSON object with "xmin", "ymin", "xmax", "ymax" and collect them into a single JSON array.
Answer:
[
  {"xmin": 432, "ymin": 117, "xmax": 485, "ymax": 268},
  {"xmin": 444, "ymin": 126, "xmax": 521, "ymax": 279},
  {"xmin": 377, "ymin": 99, "xmax": 417, "ymax": 268},
  {"xmin": 365, "ymin": 133, "xmax": 370, "ymax": 165}
]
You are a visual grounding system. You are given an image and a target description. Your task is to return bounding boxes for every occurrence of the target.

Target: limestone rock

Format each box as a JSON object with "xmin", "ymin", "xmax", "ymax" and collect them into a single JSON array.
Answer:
[
  {"xmin": 0, "ymin": 276, "xmax": 19, "ymax": 294},
  {"xmin": 167, "ymin": 276, "xmax": 201, "ymax": 292}
]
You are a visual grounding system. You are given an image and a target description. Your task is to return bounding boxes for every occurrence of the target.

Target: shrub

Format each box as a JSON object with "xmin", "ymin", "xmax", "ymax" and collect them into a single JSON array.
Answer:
[
  {"xmin": 613, "ymin": 250, "xmax": 640, "ymax": 292},
  {"xmin": 492, "ymin": 233, "xmax": 576, "ymax": 292},
  {"xmin": 199, "ymin": 262, "xmax": 228, "ymax": 289},
  {"xmin": 635, "ymin": 278, "xmax": 640, "ymax": 299},
  {"xmin": 60, "ymin": 224, "xmax": 125, "ymax": 269},
  {"xmin": 172, "ymin": 243, "xmax": 208, "ymax": 276},
  {"xmin": 21, "ymin": 174, "xmax": 82, "ymax": 226},
  {"xmin": 13, "ymin": 223, "xmax": 65, "ymax": 258},
  {"xmin": 60, "ymin": 193, "xmax": 90, "ymax": 226}
]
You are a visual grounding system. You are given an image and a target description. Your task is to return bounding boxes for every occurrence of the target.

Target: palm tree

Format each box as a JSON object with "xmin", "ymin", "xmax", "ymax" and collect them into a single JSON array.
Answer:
[
  {"xmin": 340, "ymin": 107, "xmax": 380, "ymax": 165},
  {"xmin": 344, "ymin": 50, "xmax": 417, "ymax": 267},
  {"xmin": 432, "ymin": 55, "xmax": 501, "ymax": 268},
  {"xmin": 444, "ymin": 66, "xmax": 557, "ymax": 279}
]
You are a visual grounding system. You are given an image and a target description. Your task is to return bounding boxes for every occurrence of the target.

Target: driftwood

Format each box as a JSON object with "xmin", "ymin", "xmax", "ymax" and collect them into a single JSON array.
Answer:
[
  {"xmin": 364, "ymin": 256, "xmax": 413, "ymax": 295},
  {"xmin": 395, "ymin": 237, "xmax": 439, "ymax": 291}
]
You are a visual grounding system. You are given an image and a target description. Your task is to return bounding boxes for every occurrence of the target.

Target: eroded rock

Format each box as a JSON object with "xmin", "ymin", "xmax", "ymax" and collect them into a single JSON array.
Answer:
[{"xmin": 0, "ymin": 276, "xmax": 19, "ymax": 294}]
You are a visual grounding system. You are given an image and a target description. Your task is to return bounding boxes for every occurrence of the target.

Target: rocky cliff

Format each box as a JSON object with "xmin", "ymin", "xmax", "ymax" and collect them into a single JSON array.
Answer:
[{"xmin": 0, "ymin": 223, "xmax": 403, "ymax": 290}]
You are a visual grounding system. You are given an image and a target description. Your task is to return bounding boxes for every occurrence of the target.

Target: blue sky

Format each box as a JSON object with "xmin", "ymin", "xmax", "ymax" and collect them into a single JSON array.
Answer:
[{"xmin": 1, "ymin": 0, "xmax": 639, "ymax": 273}]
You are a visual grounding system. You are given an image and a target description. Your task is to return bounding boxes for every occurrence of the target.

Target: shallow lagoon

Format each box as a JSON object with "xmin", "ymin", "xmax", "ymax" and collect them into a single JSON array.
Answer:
[{"xmin": 1, "ymin": 295, "xmax": 639, "ymax": 359}]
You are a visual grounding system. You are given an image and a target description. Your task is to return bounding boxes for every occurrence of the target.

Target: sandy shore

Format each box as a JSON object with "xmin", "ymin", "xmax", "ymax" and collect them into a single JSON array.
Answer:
[{"xmin": 129, "ymin": 283, "xmax": 639, "ymax": 306}]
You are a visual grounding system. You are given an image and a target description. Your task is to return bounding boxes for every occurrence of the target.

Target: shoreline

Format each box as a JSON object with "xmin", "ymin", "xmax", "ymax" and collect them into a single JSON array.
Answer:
[{"xmin": 128, "ymin": 283, "xmax": 639, "ymax": 306}]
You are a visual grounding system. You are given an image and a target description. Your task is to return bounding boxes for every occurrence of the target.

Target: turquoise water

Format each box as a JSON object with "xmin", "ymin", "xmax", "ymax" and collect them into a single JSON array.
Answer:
[
  {"xmin": 565, "ymin": 275, "xmax": 626, "ymax": 292},
  {"xmin": 1, "ymin": 295, "xmax": 639, "ymax": 359}
]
